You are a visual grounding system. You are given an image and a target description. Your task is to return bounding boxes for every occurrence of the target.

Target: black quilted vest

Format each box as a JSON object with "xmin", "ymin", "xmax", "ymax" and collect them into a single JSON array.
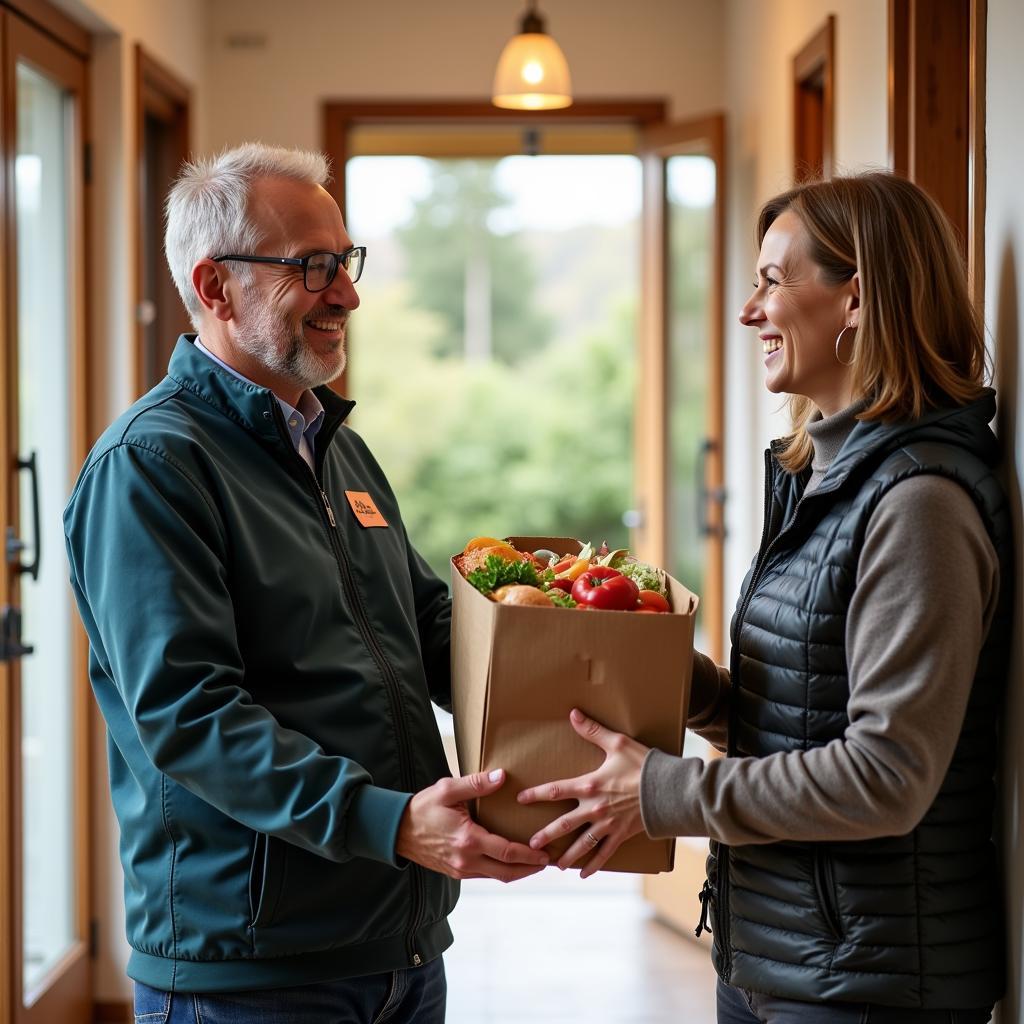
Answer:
[{"xmin": 706, "ymin": 392, "xmax": 1011, "ymax": 1009}]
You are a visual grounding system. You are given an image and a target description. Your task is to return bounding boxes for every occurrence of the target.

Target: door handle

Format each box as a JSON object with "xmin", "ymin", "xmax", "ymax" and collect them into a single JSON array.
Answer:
[
  {"xmin": 696, "ymin": 438, "xmax": 726, "ymax": 539},
  {"xmin": 7, "ymin": 451, "xmax": 41, "ymax": 580},
  {"xmin": 0, "ymin": 605, "xmax": 34, "ymax": 661}
]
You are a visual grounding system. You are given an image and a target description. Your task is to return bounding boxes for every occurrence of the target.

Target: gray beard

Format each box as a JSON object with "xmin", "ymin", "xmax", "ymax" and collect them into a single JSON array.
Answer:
[{"xmin": 234, "ymin": 287, "xmax": 347, "ymax": 392}]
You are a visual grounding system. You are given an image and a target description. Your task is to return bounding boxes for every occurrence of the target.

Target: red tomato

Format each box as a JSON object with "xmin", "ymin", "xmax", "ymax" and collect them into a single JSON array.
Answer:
[
  {"xmin": 636, "ymin": 589, "xmax": 670, "ymax": 613},
  {"xmin": 571, "ymin": 567, "xmax": 640, "ymax": 611},
  {"xmin": 547, "ymin": 577, "xmax": 574, "ymax": 594}
]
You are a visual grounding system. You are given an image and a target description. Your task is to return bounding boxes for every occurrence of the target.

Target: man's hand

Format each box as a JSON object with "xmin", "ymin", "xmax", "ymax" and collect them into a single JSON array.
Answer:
[
  {"xmin": 395, "ymin": 769, "xmax": 550, "ymax": 883},
  {"xmin": 516, "ymin": 708, "xmax": 648, "ymax": 878}
]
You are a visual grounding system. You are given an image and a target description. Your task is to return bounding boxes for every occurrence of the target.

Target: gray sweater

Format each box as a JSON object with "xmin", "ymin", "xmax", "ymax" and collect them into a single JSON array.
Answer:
[{"xmin": 640, "ymin": 403, "xmax": 1001, "ymax": 845}]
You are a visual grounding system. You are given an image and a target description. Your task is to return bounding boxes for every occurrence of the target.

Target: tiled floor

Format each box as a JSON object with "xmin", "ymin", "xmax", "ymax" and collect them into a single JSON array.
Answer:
[{"xmin": 443, "ymin": 867, "xmax": 718, "ymax": 1024}]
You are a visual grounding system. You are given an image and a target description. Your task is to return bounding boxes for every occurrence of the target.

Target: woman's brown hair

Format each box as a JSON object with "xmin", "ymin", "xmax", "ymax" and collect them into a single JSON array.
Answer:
[{"xmin": 758, "ymin": 172, "xmax": 988, "ymax": 472}]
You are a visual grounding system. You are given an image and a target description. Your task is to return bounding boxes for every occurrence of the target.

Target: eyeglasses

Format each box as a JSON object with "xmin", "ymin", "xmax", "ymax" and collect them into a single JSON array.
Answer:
[{"xmin": 212, "ymin": 246, "xmax": 367, "ymax": 291}]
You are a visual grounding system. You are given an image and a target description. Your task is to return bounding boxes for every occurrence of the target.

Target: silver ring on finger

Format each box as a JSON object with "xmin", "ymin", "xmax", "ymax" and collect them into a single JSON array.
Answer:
[{"xmin": 585, "ymin": 830, "xmax": 600, "ymax": 847}]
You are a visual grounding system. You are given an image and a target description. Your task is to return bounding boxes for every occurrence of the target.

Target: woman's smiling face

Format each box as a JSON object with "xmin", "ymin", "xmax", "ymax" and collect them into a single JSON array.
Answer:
[{"xmin": 739, "ymin": 209, "xmax": 859, "ymax": 416}]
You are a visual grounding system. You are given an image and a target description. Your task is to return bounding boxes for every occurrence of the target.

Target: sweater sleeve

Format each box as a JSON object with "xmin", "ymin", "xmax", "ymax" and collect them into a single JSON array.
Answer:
[
  {"xmin": 686, "ymin": 651, "xmax": 731, "ymax": 753},
  {"xmin": 639, "ymin": 474, "xmax": 999, "ymax": 845}
]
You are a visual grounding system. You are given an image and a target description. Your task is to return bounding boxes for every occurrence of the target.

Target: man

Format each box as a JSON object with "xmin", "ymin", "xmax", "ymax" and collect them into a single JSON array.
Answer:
[{"xmin": 64, "ymin": 143, "xmax": 547, "ymax": 1022}]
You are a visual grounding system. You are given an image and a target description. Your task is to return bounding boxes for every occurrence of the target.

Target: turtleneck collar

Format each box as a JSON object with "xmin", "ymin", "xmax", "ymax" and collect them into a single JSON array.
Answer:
[{"xmin": 804, "ymin": 399, "xmax": 869, "ymax": 494}]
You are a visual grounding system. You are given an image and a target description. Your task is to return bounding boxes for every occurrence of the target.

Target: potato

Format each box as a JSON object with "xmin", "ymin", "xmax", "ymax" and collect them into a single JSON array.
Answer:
[{"xmin": 492, "ymin": 585, "xmax": 553, "ymax": 607}]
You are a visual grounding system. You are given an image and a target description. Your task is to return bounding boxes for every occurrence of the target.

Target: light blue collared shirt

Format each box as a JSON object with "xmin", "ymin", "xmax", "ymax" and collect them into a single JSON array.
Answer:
[{"xmin": 194, "ymin": 338, "xmax": 325, "ymax": 471}]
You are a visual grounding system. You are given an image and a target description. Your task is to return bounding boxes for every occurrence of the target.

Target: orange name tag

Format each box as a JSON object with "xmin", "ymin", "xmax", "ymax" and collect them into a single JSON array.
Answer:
[{"xmin": 344, "ymin": 490, "xmax": 389, "ymax": 528}]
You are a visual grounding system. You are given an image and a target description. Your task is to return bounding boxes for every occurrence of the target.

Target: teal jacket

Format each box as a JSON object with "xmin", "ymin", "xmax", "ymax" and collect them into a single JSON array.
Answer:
[{"xmin": 64, "ymin": 337, "xmax": 458, "ymax": 992}]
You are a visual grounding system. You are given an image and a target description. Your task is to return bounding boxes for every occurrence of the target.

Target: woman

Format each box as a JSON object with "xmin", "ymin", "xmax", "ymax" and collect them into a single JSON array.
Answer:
[{"xmin": 519, "ymin": 172, "xmax": 1010, "ymax": 1023}]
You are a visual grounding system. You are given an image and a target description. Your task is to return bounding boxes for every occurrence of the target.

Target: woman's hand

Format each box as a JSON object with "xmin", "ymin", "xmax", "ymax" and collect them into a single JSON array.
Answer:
[{"xmin": 516, "ymin": 708, "xmax": 649, "ymax": 878}]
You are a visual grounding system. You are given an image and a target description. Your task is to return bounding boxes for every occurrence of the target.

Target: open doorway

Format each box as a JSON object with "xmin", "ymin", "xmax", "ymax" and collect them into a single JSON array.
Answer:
[
  {"xmin": 345, "ymin": 151, "xmax": 641, "ymax": 582},
  {"xmin": 330, "ymin": 102, "xmax": 725, "ymax": 1021}
]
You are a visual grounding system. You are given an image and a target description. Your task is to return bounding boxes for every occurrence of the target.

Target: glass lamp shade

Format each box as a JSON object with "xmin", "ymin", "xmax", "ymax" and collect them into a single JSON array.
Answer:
[{"xmin": 492, "ymin": 31, "xmax": 573, "ymax": 110}]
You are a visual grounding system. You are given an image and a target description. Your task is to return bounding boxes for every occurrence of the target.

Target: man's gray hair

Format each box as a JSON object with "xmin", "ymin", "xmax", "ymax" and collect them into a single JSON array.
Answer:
[{"xmin": 165, "ymin": 142, "xmax": 332, "ymax": 328}]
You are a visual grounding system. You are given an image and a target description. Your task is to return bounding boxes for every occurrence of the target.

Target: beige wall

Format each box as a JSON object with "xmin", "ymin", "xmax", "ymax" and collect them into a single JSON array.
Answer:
[
  {"xmin": 202, "ymin": 0, "xmax": 724, "ymax": 152},
  {"xmin": 987, "ymin": 0, "xmax": 1024, "ymax": 1019}
]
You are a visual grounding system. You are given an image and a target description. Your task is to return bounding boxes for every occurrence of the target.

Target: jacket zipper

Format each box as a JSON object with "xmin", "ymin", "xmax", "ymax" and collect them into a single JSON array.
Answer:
[
  {"xmin": 813, "ymin": 848, "xmax": 843, "ymax": 941},
  {"xmin": 278, "ymin": 411, "xmax": 426, "ymax": 967},
  {"xmin": 695, "ymin": 878, "xmax": 714, "ymax": 937}
]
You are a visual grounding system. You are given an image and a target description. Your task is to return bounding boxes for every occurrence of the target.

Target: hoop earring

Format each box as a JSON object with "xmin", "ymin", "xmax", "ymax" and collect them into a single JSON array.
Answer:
[{"xmin": 835, "ymin": 323, "xmax": 856, "ymax": 366}]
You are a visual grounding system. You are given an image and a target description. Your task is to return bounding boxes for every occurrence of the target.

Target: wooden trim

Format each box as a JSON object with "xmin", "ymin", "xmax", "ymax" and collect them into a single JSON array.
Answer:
[
  {"xmin": 792, "ymin": 15, "xmax": 835, "ymax": 180},
  {"xmin": 888, "ymin": 0, "xmax": 909, "ymax": 175},
  {"xmin": 707, "ymin": 114, "xmax": 726, "ymax": 667},
  {"xmin": 0, "ymin": 9, "xmax": 12, "ymax": 1018},
  {"xmin": 642, "ymin": 113, "xmax": 724, "ymax": 152},
  {"xmin": 637, "ymin": 114, "xmax": 727, "ymax": 667},
  {"xmin": 967, "ymin": 0, "xmax": 986, "ymax": 309},
  {"xmin": 137, "ymin": 45, "xmax": 189, "ymax": 109},
  {"xmin": 134, "ymin": 44, "xmax": 191, "ymax": 396},
  {"xmin": 2, "ymin": 16, "xmax": 25, "ymax": 1011},
  {"xmin": 323, "ymin": 98, "xmax": 668, "ymax": 218},
  {"xmin": 0, "ymin": 0, "xmax": 88, "ymax": 58},
  {"xmin": 93, "ymin": 1001, "xmax": 131, "ymax": 1023},
  {"xmin": 2, "ymin": 9, "xmax": 92, "ymax": 1021},
  {"xmin": 325, "ymin": 98, "xmax": 667, "ymax": 125},
  {"xmin": 888, "ymin": 1, "xmax": 975, "ymax": 260}
]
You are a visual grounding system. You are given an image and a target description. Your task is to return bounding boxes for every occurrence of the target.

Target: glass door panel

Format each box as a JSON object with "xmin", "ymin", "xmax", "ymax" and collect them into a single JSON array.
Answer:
[
  {"xmin": 2, "ymin": 9, "xmax": 90, "ymax": 1021},
  {"xmin": 666, "ymin": 155, "xmax": 714, "ymax": 647},
  {"xmin": 15, "ymin": 58, "xmax": 77, "ymax": 996}
]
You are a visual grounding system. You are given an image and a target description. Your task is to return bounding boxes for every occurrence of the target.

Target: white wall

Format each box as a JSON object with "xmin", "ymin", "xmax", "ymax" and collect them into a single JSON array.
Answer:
[
  {"xmin": 987, "ymin": 0, "xmax": 1024, "ymax": 1019},
  {"xmin": 719, "ymin": 0, "xmax": 889, "ymax": 622}
]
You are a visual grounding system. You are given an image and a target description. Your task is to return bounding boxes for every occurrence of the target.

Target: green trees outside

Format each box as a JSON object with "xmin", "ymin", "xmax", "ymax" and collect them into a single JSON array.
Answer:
[
  {"xmin": 347, "ymin": 156, "xmax": 713, "ymax": 589},
  {"xmin": 396, "ymin": 161, "xmax": 552, "ymax": 366},
  {"xmin": 349, "ymin": 281, "xmax": 634, "ymax": 582}
]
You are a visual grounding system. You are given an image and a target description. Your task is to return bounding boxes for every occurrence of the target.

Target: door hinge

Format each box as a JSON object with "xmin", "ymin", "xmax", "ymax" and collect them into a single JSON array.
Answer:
[
  {"xmin": 89, "ymin": 918, "xmax": 99, "ymax": 958},
  {"xmin": 83, "ymin": 141, "xmax": 92, "ymax": 185}
]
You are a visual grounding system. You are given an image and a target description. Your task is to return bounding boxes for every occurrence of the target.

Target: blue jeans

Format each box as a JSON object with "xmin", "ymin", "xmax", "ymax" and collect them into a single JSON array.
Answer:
[
  {"xmin": 717, "ymin": 980, "xmax": 992, "ymax": 1024},
  {"xmin": 133, "ymin": 957, "xmax": 446, "ymax": 1024}
]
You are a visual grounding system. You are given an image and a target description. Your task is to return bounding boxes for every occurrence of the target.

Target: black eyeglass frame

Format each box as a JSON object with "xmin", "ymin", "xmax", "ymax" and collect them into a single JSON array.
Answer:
[{"xmin": 212, "ymin": 246, "xmax": 367, "ymax": 290}]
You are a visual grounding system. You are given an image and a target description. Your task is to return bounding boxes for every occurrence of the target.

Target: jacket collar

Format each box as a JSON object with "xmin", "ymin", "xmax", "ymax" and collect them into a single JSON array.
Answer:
[
  {"xmin": 771, "ymin": 389, "xmax": 999, "ymax": 503},
  {"xmin": 167, "ymin": 334, "xmax": 356, "ymax": 447}
]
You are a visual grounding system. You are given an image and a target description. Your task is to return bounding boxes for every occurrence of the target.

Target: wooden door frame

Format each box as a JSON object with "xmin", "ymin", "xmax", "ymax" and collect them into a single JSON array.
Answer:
[
  {"xmin": 638, "ymin": 114, "xmax": 726, "ymax": 667},
  {"xmin": 792, "ymin": 15, "xmax": 835, "ymax": 181},
  {"xmin": 889, "ymin": 0, "xmax": 986, "ymax": 306},
  {"xmin": 134, "ymin": 43, "xmax": 191, "ymax": 397},
  {"xmin": 323, "ymin": 98, "xmax": 668, "ymax": 209},
  {"xmin": 0, "ymin": 4, "xmax": 91, "ymax": 1022}
]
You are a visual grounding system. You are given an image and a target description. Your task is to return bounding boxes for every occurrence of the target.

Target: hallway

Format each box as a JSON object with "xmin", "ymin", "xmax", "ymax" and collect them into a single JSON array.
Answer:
[{"xmin": 444, "ymin": 866, "xmax": 717, "ymax": 1023}]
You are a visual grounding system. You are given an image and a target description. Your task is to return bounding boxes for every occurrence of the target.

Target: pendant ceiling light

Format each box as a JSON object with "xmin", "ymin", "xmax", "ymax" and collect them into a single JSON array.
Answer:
[{"xmin": 492, "ymin": 0, "xmax": 573, "ymax": 111}]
